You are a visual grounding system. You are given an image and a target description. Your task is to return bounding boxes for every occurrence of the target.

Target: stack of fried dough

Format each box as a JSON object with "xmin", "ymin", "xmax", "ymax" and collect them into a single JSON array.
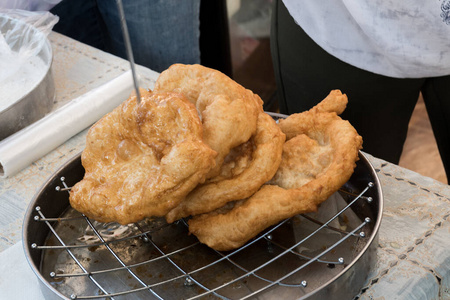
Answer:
[{"xmin": 69, "ymin": 64, "xmax": 363, "ymax": 251}]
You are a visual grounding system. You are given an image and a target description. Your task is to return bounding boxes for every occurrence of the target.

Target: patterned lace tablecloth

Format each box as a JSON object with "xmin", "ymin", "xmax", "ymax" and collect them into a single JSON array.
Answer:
[{"xmin": 0, "ymin": 32, "xmax": 449, "ymax": 300}]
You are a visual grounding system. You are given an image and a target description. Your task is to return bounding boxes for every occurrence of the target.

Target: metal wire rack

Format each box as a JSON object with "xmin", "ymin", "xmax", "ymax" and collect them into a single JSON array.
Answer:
[{"xmin": 28, "ymin": 175, "xmax": 376, "ymax": 300}]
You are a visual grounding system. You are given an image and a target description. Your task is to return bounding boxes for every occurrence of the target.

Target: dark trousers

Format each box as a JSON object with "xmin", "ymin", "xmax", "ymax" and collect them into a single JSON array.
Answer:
[
  {"xmin": 270, "ymin": 0, "xmax": 450, "ymax": 181},
  {"xmin": 50, "ymin": 0, "xmax": 200, "ymax": 73}
]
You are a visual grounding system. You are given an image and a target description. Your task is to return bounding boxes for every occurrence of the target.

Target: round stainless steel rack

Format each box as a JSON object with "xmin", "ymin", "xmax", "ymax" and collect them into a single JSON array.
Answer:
[{"xmin": 23, "ymin": 114, "xmax": 383, "ymax": 299}]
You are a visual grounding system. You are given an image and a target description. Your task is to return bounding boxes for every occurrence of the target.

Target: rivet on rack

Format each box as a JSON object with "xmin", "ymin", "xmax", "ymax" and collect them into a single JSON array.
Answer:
[
  {"xmin": 368, "ymin": 182, "xmax": 374, "ymax": 188},
  {"xmin": 50, "ymin": 272, "xmax": 56, "ymax": 278},
  {"xmin": 31, "ymin": 243, "xmax": 37, "ymax": 249},
  {"xmin": 55, "ymin": 186, "xmax": 61, "ymax": 191},
  {"xmin": 266, "ymin": 234, "xmax": 274, "ymax": 253},
  {"xmin": 301, "ymin": 280, "xmax": 307, "ymax": 287},
  {"xmin": 184, "ymin": 276, "xmax": 194, "ymax": 286},
  {"xmin": 70, "ymin": 293, "xmax": 77, "ymax": 299},
  {"xmin": 338, "ymin": 257, "xmax": 344, "ymax": 264},
  {"xmin": 35, "ymin": 206, "xmax": 41, "ymax": 211},
  {"xmin": 367, "ymin": 197, "xmax": 373, "ymax": 203},
  {"xmin": 365, "ymin": 217, "xmax": 371, "ymax": 223},
  {"xmin": 34, "ymin": 216, "xmax": 40, "ymax": 221},
  {"xmin": 359, "ymin": 232, "xmax": 366, "ymax": 238}
]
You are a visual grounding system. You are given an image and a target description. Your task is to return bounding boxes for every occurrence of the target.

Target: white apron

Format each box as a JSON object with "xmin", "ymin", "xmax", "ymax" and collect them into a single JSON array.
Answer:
[{"xmin": 282, "ymin": 0, "xmax": 450, "ymax": 78}]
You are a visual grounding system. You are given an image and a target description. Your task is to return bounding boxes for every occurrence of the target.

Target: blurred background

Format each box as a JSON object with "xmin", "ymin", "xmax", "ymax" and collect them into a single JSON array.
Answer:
[{"xmin": 202, "ymin": 0, "xmax": 446, "ymax": 184}]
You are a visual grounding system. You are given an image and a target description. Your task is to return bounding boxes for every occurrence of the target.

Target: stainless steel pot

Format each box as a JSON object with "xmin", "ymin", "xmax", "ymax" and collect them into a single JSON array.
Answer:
[
  {"xmin": 0, "ymin": 14, "xmax": 55, "ymax": 140},
  {"xmin": 23, "ymin": 148, "xmax": 383, "ymax": 300}
]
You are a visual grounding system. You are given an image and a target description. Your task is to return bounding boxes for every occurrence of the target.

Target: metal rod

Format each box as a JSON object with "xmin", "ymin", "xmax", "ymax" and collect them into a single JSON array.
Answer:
[
  {"xmin": 134, "ymin": 222, "xmax": 230, "ymax": 300},
  {"xmin": 36, "ymin": 174, "xmax": 376, "ymax": 299},
  {"xmin": 82, "ymin": 216, "xmax": 164, "ymax": 299},
  {"xmin": 116, "ymin": 0, "xmax": 141, "ymax": 104},
  {"xmin": 35, "ymin": 208, "xmax": 114, "ymax": 299},
  {"xmin": 186, "ymin": 183, "xmax": 373, "ymax": 299},
  {"xmin": 53, "ymin": 242, "xmax": 199, "ymax": 278},
  {"xmin": 240, "ymin": 220, "xmax": 371, "ymax": 300}
]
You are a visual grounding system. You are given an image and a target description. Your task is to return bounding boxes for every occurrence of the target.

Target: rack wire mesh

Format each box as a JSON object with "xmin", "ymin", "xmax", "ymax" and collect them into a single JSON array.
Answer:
[{"xmin": 27, "ymin": 174, "xmax": 376, "ymax": 300}]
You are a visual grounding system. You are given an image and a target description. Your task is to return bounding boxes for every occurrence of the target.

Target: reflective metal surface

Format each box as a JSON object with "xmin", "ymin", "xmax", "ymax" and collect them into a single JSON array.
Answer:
[
  {"xmin": 0, "ymin": 15, "xmax": 55, "ymax": 140},
  {"xmin": 23, "ymin": 148, "xmax": 382, "ymax": 299}
]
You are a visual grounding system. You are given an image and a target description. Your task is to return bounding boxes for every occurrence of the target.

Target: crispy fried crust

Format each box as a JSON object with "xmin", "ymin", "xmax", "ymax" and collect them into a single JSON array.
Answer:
[
  {"xmin": 154, "ymin": 64, "xmax": 263, "ymax": 178},
  {"xmin": 188, "ymin": 185, "xmax": 318, "ymax": 251},
  {"xmin": 165, "ymin": 112, "xmax": 285, "ymax": 223},
  {"xmin": 69, "ymin": 90, "xmax": 217, "ymax": 224},
  {"xmin": 188, "ymin": 90, "xmax": 363, "ymax": 251}
]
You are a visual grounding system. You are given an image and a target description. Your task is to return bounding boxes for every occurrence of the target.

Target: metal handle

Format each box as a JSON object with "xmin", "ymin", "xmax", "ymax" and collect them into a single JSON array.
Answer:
[{"xmin": 116, "ymin": 0, "xmax": 141, "ymax": 104}]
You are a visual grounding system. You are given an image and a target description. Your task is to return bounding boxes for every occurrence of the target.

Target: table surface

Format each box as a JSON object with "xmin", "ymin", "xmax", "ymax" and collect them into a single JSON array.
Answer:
[{"xmin": 0, "ymin": 32, "xmax": 449, "ymax": 300}]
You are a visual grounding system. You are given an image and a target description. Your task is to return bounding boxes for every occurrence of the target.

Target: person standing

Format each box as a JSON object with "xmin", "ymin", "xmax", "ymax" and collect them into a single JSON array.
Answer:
[{"xmin": 270, "ymin": 0, "xmax": 450, "ymax": 180}]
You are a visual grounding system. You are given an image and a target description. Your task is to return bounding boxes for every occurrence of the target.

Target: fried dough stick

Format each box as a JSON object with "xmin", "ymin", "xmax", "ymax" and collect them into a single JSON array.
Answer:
[{"xmin": 188, "ymin": 90, "xmax": 363, "ymax": 251}]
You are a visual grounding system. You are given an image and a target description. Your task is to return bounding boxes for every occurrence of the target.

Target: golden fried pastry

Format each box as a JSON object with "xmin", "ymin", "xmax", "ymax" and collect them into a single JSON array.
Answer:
[
  {"xmin": 70, "ymin": 90, "xmax": 217, "ymax": 225},
  {"xmin": 188, "ymin": 90, "xmax": 363, "ymax": 251},
  {"xmin": 188, "ymin": 185, "xmax": 317, "ymax": 251},
  {"xmin": 153, "ymin": 64, "xmax": 264, "ymax": 178},
  {"xmin": 311, "ymin": 89, "xmax": 348, "ymax": 115},
  {"xmin": 165, "ymin": 112, "xmax": 285, "ymax": 223}
]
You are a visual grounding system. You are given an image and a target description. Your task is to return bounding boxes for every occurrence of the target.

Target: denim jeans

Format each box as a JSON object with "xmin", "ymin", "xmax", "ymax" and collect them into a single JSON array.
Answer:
[{"xmin": 50, "ymin": 0, "xmax": 200, "ymax": 72}]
